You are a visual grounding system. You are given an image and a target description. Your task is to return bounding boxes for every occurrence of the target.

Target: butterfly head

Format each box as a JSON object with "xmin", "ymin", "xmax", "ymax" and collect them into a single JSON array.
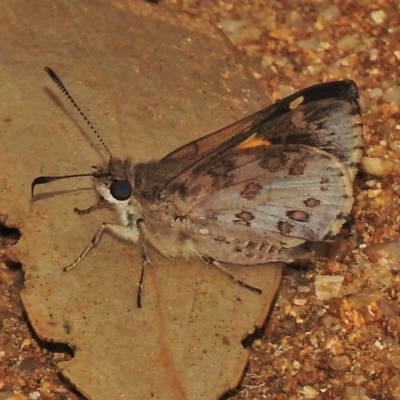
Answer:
[
  {"xmin": 31, "ymin": 68, "xmax": 136, "ymax": 205},
  {"xmin": 94, "ymin": 157, "xmax": 134, "ymax": 204}
]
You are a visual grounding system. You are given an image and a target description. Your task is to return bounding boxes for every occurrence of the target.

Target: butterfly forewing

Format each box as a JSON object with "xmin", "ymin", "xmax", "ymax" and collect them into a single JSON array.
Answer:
[{"xmin": 161, "ymin": 80, "xmax": 362, "ymax": 177}]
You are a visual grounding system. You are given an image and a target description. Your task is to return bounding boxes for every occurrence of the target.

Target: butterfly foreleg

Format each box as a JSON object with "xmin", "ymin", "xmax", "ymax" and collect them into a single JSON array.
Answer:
[
  {"xmin": 74, "ymin": 197, "xmax": 107, "ymax": 215},
  {"xmin": 63, "ymin": 221, "xmax": 140, "ymax": 272}
]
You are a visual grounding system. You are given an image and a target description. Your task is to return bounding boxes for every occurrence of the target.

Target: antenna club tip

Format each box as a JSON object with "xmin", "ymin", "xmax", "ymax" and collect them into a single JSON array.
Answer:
[
  {"xmin": 44, "ymin": 66, "xmax": 58, "ymax": 81},
  {"xmin": 31, "ymin": 176, "xmax": 48, "ymax": 197}
]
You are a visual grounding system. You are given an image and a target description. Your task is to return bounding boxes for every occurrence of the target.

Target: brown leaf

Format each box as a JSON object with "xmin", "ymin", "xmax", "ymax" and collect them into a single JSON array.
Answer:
[{"xmin": 1, "ymin": 1, "xmax": 281, "ymax": 399}]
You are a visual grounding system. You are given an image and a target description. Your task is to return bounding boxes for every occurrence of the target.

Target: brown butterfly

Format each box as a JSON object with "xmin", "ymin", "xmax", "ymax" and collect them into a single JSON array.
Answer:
[{"xmin": 32, "ymin": 67, "xmax": 363, "ymax": 306}]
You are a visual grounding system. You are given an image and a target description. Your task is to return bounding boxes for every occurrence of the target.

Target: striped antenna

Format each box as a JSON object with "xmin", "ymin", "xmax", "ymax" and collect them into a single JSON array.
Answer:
[{"xmin": 44, "ymin": 66, "xmax": 112, "ymax": 157}]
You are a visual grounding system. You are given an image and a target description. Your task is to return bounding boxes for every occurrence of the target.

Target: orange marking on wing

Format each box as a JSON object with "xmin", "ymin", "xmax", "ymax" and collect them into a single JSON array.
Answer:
[{"xmin": 237, "ymin": 134, "xmax": 272, "ymax": 150}]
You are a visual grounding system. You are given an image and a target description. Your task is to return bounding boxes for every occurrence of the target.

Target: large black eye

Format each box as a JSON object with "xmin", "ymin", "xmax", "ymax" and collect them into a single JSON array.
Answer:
[{"xmin": 110, "ymin": 180, "xmax": 132, "ymax": 201}]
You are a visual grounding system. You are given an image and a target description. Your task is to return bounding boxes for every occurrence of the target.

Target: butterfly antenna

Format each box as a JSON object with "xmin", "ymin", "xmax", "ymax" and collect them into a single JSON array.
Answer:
[
  {"xmin": 44, "ymin": 66, "xmax": 112, "ymax": 158},
  {"xmin": 31, "ymin": 171, "xmax": 111, "ymax": 197}
]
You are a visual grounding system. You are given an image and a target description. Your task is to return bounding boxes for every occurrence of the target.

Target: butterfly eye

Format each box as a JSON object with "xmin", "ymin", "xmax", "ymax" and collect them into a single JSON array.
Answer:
[{"xmin": 110, "ymin": 180, "xmax": 132, "ymax": 201}]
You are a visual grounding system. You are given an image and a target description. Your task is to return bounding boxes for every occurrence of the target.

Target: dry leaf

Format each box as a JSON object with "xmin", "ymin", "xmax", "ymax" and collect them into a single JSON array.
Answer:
[{"xmin": 1, "ymin": 1, "xmax": 282, "ymax": 399}]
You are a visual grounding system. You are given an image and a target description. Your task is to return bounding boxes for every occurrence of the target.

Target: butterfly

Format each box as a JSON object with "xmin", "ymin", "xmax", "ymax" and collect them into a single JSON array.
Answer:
[{"xmin": 32, "ymin": 67, "xmax": 363, "ymax": 306}]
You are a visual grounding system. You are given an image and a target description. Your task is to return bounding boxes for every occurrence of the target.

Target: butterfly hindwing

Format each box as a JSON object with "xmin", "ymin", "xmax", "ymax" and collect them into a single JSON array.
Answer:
[{"xmin": 161, "ymin": 142, "xmax": 353, "ymax": 264}]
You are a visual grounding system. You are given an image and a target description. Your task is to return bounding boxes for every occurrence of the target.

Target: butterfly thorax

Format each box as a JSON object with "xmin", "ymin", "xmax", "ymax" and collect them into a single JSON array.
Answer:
[{"xmin": 93, "ymin": 157, "xmax": 197, "ymax": 258}]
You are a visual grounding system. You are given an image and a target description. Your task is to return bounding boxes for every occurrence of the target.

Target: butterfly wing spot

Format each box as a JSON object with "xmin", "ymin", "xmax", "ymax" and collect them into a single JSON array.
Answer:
[
  {"xmin": 240, "ymin": 182, "xmax": 262, "ymax": 200},
  {"xmin": 319, "ymin": 176, "xmax": 330, "ymax": 191},
  {"xmin": 289, "ymin": 95, "xmax": 304, "ymax": 109},
  {"xmin": 289, "ymin": 162, "xmax": 306, "ymax": 176},
  {"xmin": 288, "ymin": 152, "xmax": 309, "ymax": 176},
  {"xmin": 236, "ymin": 133, "xmax": 272, "ymax": 150},
  {"xmin": 205, "ymin": 159, "xmax": 236, "ymax": 177},
  {"xmin": 233, "ymin": 220, "xmax": 251, "ymax": 227},
  {"xmin": 259, "ymin": 148, "xmax": 307, "ymax": 176},
  {"xmin": 259, "ymin": 154, "xmax": 287, "ymax": 172},
  {"xmin": 277, "ymin": 221, "xmax": 294, "ymax": 235},
  {"xmin": 233, "ymin": 211, "xmax": 255, "ymax": 226},
  {"xmin": 235, "ymin": 211, "xmax": 255, "ymax": 220},
  {"xmin": 303, "ymin": 197, "xmax": 321, "ymax": 207},
  {"xmin": 286, "ymin": 210, "xmax": 310, "ymax": 222}
]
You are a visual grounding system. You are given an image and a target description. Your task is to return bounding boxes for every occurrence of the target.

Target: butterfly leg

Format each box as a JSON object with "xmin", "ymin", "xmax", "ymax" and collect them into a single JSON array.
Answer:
[
  {"xmin": 136, "ymin": 251, "xmax": 149, "ymax": 308},
  {"xmin": 74, "ymin": 197, "xmax": 107, "ymax": 215},
  {"xmin": 63, "ymin": 222, "xmax": 140, "ymax": 271},
  {"xmin": 136, "ymin": 218, "xmax": 150, "ymax": 308},
  {"xmin": 204, "ymin": 257, "xmax": 262, "ymax": 294}
]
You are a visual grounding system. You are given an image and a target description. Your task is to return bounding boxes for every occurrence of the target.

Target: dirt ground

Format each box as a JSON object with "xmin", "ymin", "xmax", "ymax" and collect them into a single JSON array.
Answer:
[{"xmin": 2, "ymin": 0, "xmax": 400, "ymax": 399}]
